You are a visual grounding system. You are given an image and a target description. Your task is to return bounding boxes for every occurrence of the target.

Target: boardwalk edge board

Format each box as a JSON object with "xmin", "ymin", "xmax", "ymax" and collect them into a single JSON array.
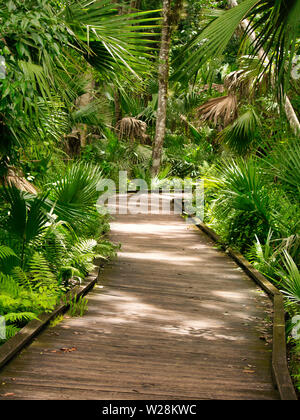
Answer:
[
  {"xmin": 0, "ymin": 273, "xmax": 98, "ymax": 371},
  {"xmin": 172, "ymin": 198, "xmax": 297, "ymax": 401}
]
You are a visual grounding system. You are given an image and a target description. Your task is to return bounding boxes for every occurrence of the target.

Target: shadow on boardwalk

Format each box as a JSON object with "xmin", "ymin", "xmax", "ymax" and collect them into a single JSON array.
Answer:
[{"xmin": 0, "ymin": 195, "xmax": 279, "ymax": 400}]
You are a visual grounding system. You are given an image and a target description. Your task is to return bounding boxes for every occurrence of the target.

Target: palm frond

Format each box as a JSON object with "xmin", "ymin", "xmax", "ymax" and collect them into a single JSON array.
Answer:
[
  {"xmin": 116, "ymin": 117, "xmax": 147, "ymax": 142},
  {"xmin": 71, "ymin": 99, "xmax": 112, "ymax": 128},
  {"xmin": 49, "ymin": 162, "xmax": 103, "ymax": 207},
  {"xmin": 172, "ymin": 0, "xmax": 259, "ymax": 81},
  {"xmin": 172, "ymin": 0, "xmax": 300, "ymax": 96},
  {"xmin": 218, "ymin": 108, "xmax": 260, "ymax": 155},
  {"xmin": 0, "ymin": 245, "xmax": 19, "ymax": 275},
  {"xmin": 214, "ymin": 158, "xmax": 269, "ymax": 219},
  {"xmin": 1, "ymin": 186, "xmax": 50, "ymax": 246},
  {"xmin": 263, "ymin": 138, "xmax": 300, "ymax": 193},
  {"xmin": 64, "ymin": 0, "xmax": 160, "ymax": 79},
  {"xmin": 225, "ymin": 55, "xmax": 269, "ymax": 97},
  {"xmin": 277, "ymin": 251, "xmax": 300, "ymax": 303},
  {"xmin": 44, "ymin": 162, "xmax": 103, "ymax": 228},
  {"xmin": 197, "ymin": 95, "xmax": 238, "ymax": 126}
]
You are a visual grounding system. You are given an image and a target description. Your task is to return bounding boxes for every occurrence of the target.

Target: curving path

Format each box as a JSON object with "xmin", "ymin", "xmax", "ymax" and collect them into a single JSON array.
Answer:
[{"xmin": 0, "ymin": 194, "xmax": 279, "ymax": 400}]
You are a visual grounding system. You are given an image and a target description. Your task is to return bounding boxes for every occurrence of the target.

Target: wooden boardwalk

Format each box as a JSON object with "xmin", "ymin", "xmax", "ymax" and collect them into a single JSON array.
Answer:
[{"xmin": 0, "ymin": 194, "xmax": 279, "ymax": 400}]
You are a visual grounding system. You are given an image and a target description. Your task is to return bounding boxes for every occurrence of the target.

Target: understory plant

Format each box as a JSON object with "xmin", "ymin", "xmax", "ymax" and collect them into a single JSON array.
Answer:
[{"xmin": 0, "ymin": 162, "xmax": 117, "ymax": 344}]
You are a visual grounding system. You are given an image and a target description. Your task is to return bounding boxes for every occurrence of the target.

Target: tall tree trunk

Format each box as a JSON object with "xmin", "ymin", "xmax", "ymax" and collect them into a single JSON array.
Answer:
[
  {"xmin": 228, "ymin": 0, "xmax": 300, "ymax": 135},
  {"xmin": 151, "ymin": 0, "xmax": 172, "ymax": 177}
]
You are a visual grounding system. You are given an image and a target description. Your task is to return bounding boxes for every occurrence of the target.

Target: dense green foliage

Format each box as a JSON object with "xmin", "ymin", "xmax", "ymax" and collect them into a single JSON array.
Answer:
[{"xmin": 0, "ymin": 0, "xmax": 299, "ymax": 394}]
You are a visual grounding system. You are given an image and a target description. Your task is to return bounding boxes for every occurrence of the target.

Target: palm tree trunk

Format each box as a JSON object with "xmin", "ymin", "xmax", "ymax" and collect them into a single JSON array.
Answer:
[
  {"xmin": 228, "ymin": 0, "xmax": 300, "ymax": 135},
  {"xmin": 151, "ymin": 0, "xmax": 172, "ymax": 177}
]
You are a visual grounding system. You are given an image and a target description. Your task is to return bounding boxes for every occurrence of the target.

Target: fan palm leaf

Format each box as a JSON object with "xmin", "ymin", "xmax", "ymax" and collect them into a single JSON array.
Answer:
[
  {"xmin": 0, "ymin": 186, "xmax": 50, "ymax": 266},
  {"xmin": 45, "ymin": 162, "xmax": 103, "ymax": 228},
  {"xmin": 197, "ymin": 95, "xmax": 238, "ymax": 126},
  {"xmin": 263, "ymin": 139, "xmax": 300, "ymax": 193},
  {"xmin": 214, "ymin": 158, "xmax": 270, "ymax": 220},
  {"xmin": 217, "ymin": 108, "xmax": 260, "ymax": 155}
]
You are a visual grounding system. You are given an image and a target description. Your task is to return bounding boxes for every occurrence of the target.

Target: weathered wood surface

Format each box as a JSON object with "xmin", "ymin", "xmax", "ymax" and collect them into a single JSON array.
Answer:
[{"xmin": 0, "ymin": 194, "xmax": 279, "ymax": 400}]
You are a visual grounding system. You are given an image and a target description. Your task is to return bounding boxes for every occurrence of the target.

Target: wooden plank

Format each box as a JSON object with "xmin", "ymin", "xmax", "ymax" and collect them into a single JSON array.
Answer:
[
  {"xmin": 0, "ymin": 194, "xmax": 283, "ymax": 400},
  {"xmin": 173, "ymin": 197, "xmax": 297, "ymax": 400}
]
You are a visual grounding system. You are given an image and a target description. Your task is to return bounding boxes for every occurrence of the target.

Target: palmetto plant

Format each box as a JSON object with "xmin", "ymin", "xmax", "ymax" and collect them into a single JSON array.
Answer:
[
  {"xmin": 276, "ymin": 251, "xmax": 300, "ymax": 304},
  {"xmin": 217, "ymin": 107, "xmax": 261, "ymax": 155},
  {"xmin": 209, "ymin": 158, "xmax": 274, "ymax": 250},
  {"xmin": 46, "ymin": 162, "xmax": 103, "ymax": 229},
  {"xmin": 213, "ymin": 158, "xmax": 270, "ymax": 219},
  {"xmin": 263, "ymin": 138, "xmax": 300, "ymax": 195},
  {"xmin": 0, "ymin": 186, "xmax": 50, "ymax": 268},
  {"xmin": 0, "ymin": 161, "xmax": 103, "ymax": 274},
  {"xmin": 247, "ymin": 229, "xmax": 278, "ymax": 275},
  {"xmin": 195, "ymin": 56, "xmax": 265, "ymax": 155}
]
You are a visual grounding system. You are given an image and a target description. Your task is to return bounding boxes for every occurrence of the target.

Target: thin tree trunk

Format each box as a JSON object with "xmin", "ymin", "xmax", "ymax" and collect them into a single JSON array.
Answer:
[
  {"xmin": 228, "ymin": 0, "xmax": 300, "ymax": 135},
  {"xmin": 151, "ymin": 0, "xmax": 172, "ymax": 177}
]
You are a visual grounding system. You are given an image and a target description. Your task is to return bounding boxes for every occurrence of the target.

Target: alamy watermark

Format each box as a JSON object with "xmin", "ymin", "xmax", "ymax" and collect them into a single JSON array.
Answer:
[
  {"xmin": 96, "ymin": 171, "xmax": 204, "ymax": 222},
  {"xmin": 291, "ymin": 316, "xmax": 300, "ymax": 340}
]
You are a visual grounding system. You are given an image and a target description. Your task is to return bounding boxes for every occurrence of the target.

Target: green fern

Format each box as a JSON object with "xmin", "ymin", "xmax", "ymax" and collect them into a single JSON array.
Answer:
[
  {"xmin": 0, "ymin": 245, "xmax": 17, "ymax": 261},
  {"xmin": 4, "ymin": 312, "xmax": 39, "ymax": 323},
  {"xmin": 0, "ymin": 273, "xmax": 20, "ymax": 299},
  {"xmin": 29, "ymin": 252, "xmax": 58, "ymax": 289},
  {"xmin": 1, "ymin": 325, "xmax": 21, "ymax": 341},
  {"xmin": 11, "ymin": 267, "xmax": 32, "ymax": 290}
]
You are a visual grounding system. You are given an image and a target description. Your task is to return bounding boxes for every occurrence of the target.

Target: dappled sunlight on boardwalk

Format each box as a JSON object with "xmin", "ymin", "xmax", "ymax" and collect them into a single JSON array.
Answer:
[{"xmin": 0, "ymin": 194, "xmax": 279, "ymax": 400}]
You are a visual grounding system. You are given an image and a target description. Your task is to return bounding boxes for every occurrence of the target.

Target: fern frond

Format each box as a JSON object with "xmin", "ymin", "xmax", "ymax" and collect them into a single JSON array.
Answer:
[
  {"xmin": 1, "ymin": 325, "xmax": 20, "ymax": 341},
  {"xmin": 0, "ymin": 273, "xmax": 20, "ymax": 298},
  {"xmin": 0, "ymin": 246, "xmax": 17, "ymax": 261},
  {"xmin": 11, "ymin": 267, "xmax": 32, "ymax": 290},
  {"xmin": 4, "ymin": 312, "xmax": 39, "ymax": 323},
  {"xmin": 29, "ymin": 252, "xmax": 58, "ymax": 289}
]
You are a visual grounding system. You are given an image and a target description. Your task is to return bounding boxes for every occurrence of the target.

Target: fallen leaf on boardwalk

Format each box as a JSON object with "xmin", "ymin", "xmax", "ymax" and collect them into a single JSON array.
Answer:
[
  {"xmin": 2, "ymin": 393, "xmax": 15, "ymax": 397},
  {"xmin": 60, "ymin": 347, "xmax": 77, "ymax": 353},
  {"xmin": 243, "ymin": 370, "xmax": 255, "ymax": 374}
]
